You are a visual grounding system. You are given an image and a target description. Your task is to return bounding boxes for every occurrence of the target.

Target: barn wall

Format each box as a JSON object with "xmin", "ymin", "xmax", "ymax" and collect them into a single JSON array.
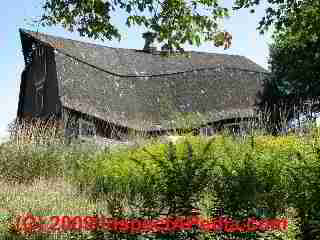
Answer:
[
  {"xmin": 62, "ymin": 107, "xmax": 131, "ymax": 140},
  {"xmin": 19, "ymin": 64, "xmax": 35, "ymax": 119},
  {"xmin": 18, "ymin": 43, "xmax": 61, "ymax": 120},
  {"xmin": 42, "ymin": 47, "xmax": 61, "ymax": 119}
]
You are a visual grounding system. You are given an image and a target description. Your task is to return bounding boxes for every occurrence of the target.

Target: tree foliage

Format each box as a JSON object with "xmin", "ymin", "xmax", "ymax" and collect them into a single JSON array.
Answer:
[
  {"xmin": 233, "ymin": 0, "xmax": 320, "ymax": 38},
  {"xmin": 40, "ymin": 0, "xmax": 230, "ymax": 50},
  {"xmin": 39, "ymin": 0, "xmax": 320, "ymax": 51},
  {"xmin": 268, "ymin": 39, "xmax": 320, "ymax": 100},
  {"xmin": 258, "ymin": 35, "xmax": 320, "ymax": 134},
  {"xmin": 254, "ymin": 0, "xmax": 320, "ymax": 134}
]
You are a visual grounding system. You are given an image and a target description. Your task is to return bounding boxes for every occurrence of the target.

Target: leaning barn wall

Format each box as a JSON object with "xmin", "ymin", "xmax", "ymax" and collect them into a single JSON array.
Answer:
[{"xmin": 19, "ymin": 42, "xmax": 61, "ymax": 121}]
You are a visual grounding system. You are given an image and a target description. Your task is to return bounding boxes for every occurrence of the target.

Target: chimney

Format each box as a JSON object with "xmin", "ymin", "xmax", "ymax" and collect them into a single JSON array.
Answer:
[{"xmin": 142, "ymin": 32, "xmax": 157, "ymax": 53}]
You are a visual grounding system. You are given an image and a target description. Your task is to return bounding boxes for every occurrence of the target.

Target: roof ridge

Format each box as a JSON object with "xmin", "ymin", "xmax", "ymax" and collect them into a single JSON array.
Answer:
[
  {"xmin": 20, "ymin": 28, "xmax": 269, "ymax": 76},
  {"xmin": 20, "ymin": 28, "xmax": 107, "ymax": 48},
  {"xmin": 55, "ymin": 47, "xmax": 269, "ymax": 77},
  {"xmin": 20, "ymin": 28, "xmax": 247, "ymax": 58}
]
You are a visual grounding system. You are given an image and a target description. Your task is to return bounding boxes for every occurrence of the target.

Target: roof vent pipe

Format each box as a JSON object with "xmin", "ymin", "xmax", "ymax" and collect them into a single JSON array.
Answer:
[{"xmin": 142, "ymin": 32, "xmax": 157, "ymax": 53}]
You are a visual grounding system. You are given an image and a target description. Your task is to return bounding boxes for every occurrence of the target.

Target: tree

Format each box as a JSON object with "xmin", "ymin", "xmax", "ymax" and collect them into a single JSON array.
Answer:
[
  {"xmin": 250, "ymin": 0, "xmax": 320, "ymax": 134},
  {"xmin": 40, "ymin": 0, "xmax": 230, "ymax": 51},
  {"xmin": 258, "ymin": 30, "xmax": 320, "ymax": 134},
  {"xmin": 39, "ymin": 0, "xmax": 320, "ymax": 51},
  {"xmin": 233, "ymin": 0, "xmax": 320, "ymax": 38}
]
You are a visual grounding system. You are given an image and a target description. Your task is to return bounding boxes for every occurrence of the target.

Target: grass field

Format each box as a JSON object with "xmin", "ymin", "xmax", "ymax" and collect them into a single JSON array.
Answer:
[{"xmin": 1, "ymin": 119, "xmax": 320, "ymax": 239}]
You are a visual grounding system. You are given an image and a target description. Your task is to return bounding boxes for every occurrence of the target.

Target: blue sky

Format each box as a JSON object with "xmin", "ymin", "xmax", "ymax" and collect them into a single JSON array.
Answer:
[{"xmin": 0, "ymin": 0, "xmax": 272, "ymax": 139}]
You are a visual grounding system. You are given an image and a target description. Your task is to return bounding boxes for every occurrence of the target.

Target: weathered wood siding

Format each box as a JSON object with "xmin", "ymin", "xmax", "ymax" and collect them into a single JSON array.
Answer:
[
  {"xmin": 18, "ymin": 44, "xmax": 61, "ymax": 120},
  {"xmin": 62, "ymin": 107, "xmax": 130, "ymax": 140}
]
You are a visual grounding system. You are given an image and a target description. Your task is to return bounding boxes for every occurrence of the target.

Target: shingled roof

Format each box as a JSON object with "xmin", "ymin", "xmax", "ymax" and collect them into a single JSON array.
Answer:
[{"xmin": 20, "ymin": 29, "xmax": 269, "ymax": 131}]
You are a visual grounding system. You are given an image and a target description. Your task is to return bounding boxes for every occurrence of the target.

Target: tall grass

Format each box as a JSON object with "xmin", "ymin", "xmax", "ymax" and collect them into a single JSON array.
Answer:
[{"xmin": 1, "ymin": 114, "xmax": 320, "ymax": 239}]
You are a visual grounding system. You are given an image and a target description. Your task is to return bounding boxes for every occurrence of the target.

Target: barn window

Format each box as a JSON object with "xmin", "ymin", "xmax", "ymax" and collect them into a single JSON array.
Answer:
[
  {"xmin": 79, "ymin": 119, "xmax": 96, "ymax": 137},
  {"xmin": 200, "ymin": 127, "xmax": 214, "ymax": 136},
  {"xmin": 223, "ymin": 123, "xmax": 244, "ymax": 135},
  {"xmin": 35, "ymin": 85, "xmax": 44, "ymax": 114},
  {"xmin": 65, "ymin": 114, "xmax": 79, "ymax": 139}
]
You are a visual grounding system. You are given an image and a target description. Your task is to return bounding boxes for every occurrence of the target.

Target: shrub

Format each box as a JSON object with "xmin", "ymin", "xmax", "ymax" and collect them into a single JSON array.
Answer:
[
  {"xmin": 4, "ymin": 128, "xmax": 320, "ymax": 239},
  {"xmin": 0, "ymin": 143, "xmax": 65, "ymax": 183}
]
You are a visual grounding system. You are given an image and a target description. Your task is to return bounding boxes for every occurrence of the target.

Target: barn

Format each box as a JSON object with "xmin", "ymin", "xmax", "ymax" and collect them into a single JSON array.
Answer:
[{"xmin": 17, "ymin": 29, "xmax": 269, "ymax": 142}]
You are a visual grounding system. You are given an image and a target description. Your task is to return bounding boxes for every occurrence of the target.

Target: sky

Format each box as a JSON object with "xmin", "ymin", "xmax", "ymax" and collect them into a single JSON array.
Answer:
[{"xmin": 0, "ymin": 0, "xmax": 273, "ymax": 141}]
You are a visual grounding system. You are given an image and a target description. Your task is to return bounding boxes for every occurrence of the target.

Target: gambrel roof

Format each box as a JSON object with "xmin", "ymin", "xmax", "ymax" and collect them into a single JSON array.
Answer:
[{"xmin": 20, "ymin": 29, "xmax": 269, "ymax": 131}]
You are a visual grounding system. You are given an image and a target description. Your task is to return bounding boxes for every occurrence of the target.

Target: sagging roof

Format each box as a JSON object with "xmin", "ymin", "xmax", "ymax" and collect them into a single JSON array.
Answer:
[{"xmin": 20, "ymin": 29, "xmax": 269, "ymax": 131}]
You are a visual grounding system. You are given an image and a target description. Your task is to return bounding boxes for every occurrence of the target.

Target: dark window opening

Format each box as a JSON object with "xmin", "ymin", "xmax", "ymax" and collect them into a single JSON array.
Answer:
[
  {"xmin": 35, "ymin": 87, "xmax": 44, "ymax": 114},
  {"xmin": 79, "ymin": 119, "xmax": 96, "ymax": 137},
  {"xmin": 64, "ymin": 113, "xmax": 79, "ymax": 140},
  {"xmin": 223, "ymin": 123, "xmax": 242, "ymax": 135},
  {"xmin": 200, "ymin": 127, "xmax": 214, "ymax": 136}
]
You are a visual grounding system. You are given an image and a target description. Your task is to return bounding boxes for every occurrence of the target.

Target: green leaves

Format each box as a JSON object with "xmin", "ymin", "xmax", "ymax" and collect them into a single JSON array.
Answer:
[
  {"xmin": 257, "ymin": 0, "xmax": 320, "ymax": 134},
  {"xmin": 262, "ymin": 30, "xmax": 320, "ymax": 102},
  {"xmin": 134, "ymin": 139, "xmax": 218, "ymax": 217},
  {"xmin": 40, "ymin": 0, "xmax": 230, "ymax": 50},
  {"xmin": 41, "ymin": 0, "xmax": 121, "ymax": 41},
  {"xmin": 234, "ymin": 0, "xmax": 320, "ymax": 40}
]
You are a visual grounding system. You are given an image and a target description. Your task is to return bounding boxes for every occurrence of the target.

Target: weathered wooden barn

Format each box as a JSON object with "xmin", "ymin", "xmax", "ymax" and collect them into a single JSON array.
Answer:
[{"xmin": 17, "ymin": 29, "xmax": 269, "ymax": 141}]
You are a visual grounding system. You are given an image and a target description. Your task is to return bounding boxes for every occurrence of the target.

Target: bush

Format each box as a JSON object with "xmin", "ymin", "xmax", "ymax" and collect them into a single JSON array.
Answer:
[
  {"xmin": 3, "ymin": 130, "xmax": 320, "ymax": 239},
  {"xmin": 66, "ymin": 135, "xmax": 303, "ymax": 239},
  {"xmin": 0, "ymin": 143, "xmax": 65, "ymax": 183}
]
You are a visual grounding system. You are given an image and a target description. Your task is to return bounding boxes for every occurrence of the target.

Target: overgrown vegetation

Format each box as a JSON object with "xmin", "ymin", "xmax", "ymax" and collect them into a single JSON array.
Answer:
[{"xmin": 1, "ymin": 119, "xmax": 320, "ymax": 239}]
